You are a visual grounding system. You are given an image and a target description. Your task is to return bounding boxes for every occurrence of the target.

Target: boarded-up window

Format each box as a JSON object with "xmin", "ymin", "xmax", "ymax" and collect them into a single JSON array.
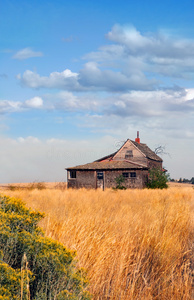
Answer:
[{"xmin": 125, "ymin": 150, "xmax": 133, "ymax": 159}]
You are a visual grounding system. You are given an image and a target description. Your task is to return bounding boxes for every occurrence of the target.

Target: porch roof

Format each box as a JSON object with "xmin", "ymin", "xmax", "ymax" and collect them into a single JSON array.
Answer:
[{"xmin": 66, "ymin": 160, "xmax": 148, "ymax": 171}]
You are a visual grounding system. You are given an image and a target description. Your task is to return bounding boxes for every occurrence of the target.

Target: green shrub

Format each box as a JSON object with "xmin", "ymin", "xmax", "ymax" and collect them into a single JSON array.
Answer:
[
  {"xmin": 146, "ymin": 168, "xmax": 169, "ymax": 189},
  {"xmin": 0, "ymin": 260, "xmax": 21, "ymax": 299},
  {"xmin": 113, "ymin": 175, "xmax": 127, "ymax": 190},
  {"xmin": 0, "ymin": 195, "xmax": 91, "ymax": 300}
]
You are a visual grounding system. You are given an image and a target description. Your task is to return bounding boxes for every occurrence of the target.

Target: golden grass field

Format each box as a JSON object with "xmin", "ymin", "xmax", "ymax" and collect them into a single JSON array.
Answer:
[{"xmin": 0, "ymin": 183, "xmax": 193, "ymax": 299}]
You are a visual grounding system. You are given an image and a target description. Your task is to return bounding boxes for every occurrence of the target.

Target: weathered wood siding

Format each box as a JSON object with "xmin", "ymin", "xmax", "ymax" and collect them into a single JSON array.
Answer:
[
  {"xmin": 104, "ymin": 170, "xmax": 148, "ymax": 189},
  {"xmin": 148, "ymin": 160, "xmax": 162, "ymax": 169},
  {"xmin": 68, "ymin": 169, "xmax": 148, "ymax": 189},
  {"xmin": 113, "ymin": 140, "xmax": 147, "ymax": 166},
  {"xmin": 68, "ymin": 170, "xmax": 96, "ymax": 189}
]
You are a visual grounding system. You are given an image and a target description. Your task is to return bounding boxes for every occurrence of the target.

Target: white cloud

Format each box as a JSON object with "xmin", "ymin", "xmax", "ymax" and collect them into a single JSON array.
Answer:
[
  {"xmin": 0, "ymin": 100, "xmax": 22, "ymax": 113},
  {"xmin": 17, "ymin": 25, "xmax": 194, "ymax": 92},
  {"xmin": 184, "ymin": 88, "xmax": 194, "ymax": 100},
  {"xmin": 106, "ymin": 24, "xmax": 194, "ymax": 59},
  {"xmin": 12, "ymin": 47, "xmax": 43, "ymax": 60},
  {"xmin": 18, "ymin": 63, "xmax": 157, "ymax": 92},
  {"xmin": 46, "ymin": 91, "xmax": 99, "ymax": 112},
  {"xmin": 17, "ymin": 136, "xmax": 40, "ymax": 143},
  {"xmin": 83, "ymin": 44, "xmax": 125, "ymax": 62},
  {"xmin": 79, "ymin": 62, "xmax": 157, "ymax": 91},
  {"xmin": 106, "ymin": 88, "xmax": 194, "ymax": 117},
  {"xmin": 0, "ymin": 97, "xmax": 43, "ymax": 114},
  {"xmin": 84, "ymin": 24, "xmax": 194, "ymax": 81},
  {"xmin": 18, "ymin": 69, "xmax": 82, "ymax": 90},
  {"xmin": 1, "ymin": 86, "xmax": 194, "ymax": 121},
  {"xmin": 24, "ymin": 97, "xmax": 43, "ymax": 108},
  {"xmin": 107, "ymin": 25, "xmax": 153, "ymax": 51}
]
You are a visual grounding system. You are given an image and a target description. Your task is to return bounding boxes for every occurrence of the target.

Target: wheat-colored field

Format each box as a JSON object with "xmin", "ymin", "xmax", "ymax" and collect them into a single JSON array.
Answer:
[{"xmin": 0, "ymin": 185, "xmax": 193, "ymax": 299}]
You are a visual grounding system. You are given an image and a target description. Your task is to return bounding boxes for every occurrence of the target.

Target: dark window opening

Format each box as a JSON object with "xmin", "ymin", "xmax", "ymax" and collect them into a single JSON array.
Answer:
[
  {"xmin": 70, "ymin": 170, "xmax": 76, "ymax": 178},
  {"xmin": 122, "ymin": 172, "xmax": 129, "ymax": 178},
  {"xmin": 125, "ymin": 150, "xmax": 133, "ymax": 159},
  {"xmin": 97, "ymin": 172, "xmax": 103, "ymax": 180},
  {"xmin": 130, "ymin": 172, "xmax": 136, "ymax": 178}
]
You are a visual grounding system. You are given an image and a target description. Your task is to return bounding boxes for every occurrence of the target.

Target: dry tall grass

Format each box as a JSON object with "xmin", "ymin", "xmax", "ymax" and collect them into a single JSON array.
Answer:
[{"xmin": 1, "ymin": 187, "xmax": 193, "ymax": 299}]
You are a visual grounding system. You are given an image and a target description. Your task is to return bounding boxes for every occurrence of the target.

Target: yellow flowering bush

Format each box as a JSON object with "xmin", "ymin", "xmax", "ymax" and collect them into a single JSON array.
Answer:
[
  {"xmin": 0, "ymin": 195, "xmax": 91, "ymax": 300},
  {"xmin": 0, "ymin": 261, "xmax": 21, "ymax": 299}
]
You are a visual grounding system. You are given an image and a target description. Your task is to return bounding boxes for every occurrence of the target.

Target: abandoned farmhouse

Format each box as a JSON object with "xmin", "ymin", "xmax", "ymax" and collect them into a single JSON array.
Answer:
[{"xmin": 66, "ymin": 133, "xmax": 163, "ymax": 189}]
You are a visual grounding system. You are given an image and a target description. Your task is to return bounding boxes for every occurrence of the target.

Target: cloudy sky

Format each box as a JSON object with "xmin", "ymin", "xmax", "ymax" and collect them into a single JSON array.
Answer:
[{"xmin": 1, "ymin": 0, "xmax": 194, "ymax": 183}]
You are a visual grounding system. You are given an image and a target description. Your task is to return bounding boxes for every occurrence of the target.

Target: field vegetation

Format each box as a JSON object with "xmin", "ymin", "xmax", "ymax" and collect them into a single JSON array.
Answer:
[
  {"xmin": 0, "ymin": 195, "xmax": 90, "ymax": 299},
  {"xmin": 0, "ymin": 185, "xmax": 193, "ymax": 299}
]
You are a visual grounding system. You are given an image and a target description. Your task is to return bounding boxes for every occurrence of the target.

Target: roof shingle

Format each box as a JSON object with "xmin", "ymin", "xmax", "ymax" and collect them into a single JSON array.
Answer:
[
  {"xmin": 131, "ymin": 140, "xmax": 163, "ymax": 162},
  {"xmin": 66, "ymin": 160, "xmax": 148, "ymax": 170}
]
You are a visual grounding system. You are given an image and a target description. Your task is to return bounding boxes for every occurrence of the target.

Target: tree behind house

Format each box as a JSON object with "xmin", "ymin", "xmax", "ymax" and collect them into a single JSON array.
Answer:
[{"xmin": 146, "ymin": 167, "xmax": 169, "ymax": 189}]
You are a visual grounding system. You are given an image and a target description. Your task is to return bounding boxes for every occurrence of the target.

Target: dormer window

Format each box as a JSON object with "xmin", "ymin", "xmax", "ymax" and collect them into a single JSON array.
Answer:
[{"xmin": 125, "ymin": 150, "xmax": 133, "ymax": 159}]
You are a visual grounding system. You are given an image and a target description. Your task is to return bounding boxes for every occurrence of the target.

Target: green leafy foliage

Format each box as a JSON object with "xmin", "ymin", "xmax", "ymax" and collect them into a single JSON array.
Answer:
[
  {"xmin": 0, "ymin": 195, "xmax": 91, "ymax": 300},
  {"xmin": 146, "ymin": 168, "xmax": 169, "ymax": 189},
  {"xmin": 113, "ymin": 175, "xmax": 126, "ymax": 190}
]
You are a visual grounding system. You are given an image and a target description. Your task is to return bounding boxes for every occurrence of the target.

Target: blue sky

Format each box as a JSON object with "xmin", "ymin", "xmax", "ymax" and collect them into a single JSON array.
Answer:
[{"xmin": 1, "ymin": 0, "xmax": 194, "ymax": 183}]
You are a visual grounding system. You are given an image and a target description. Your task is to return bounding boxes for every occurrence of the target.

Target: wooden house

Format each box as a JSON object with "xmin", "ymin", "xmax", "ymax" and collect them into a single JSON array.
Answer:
[{"xmin": 66, "ymin": 132, "xmax": 163, "ymax": 189}]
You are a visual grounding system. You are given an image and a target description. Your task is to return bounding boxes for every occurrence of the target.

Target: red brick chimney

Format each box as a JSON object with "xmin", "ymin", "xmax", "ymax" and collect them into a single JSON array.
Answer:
[{"xmin": 135, "ymin": 131, "xmax": 140, "ymax": 143}]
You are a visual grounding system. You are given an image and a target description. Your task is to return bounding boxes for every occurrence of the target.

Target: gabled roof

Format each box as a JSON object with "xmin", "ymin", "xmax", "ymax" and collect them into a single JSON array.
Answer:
[
  {"xmin": 95, "ymin": 139, "xmax": 162, "ymax": 163},
  {"xmin": 95, "ymin": 151, "xmax": 117, "ymax": 162},
  {"xmin": 66, "ymin": 138, "xmax": 162, "ymax": 171},
  {"xmin": 66, "ymin": 160, "xmax": 148, "ymax": 171},
  {"xmin": 130, "ymin": 140, "xmax": 163, "ymax": 162}
]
